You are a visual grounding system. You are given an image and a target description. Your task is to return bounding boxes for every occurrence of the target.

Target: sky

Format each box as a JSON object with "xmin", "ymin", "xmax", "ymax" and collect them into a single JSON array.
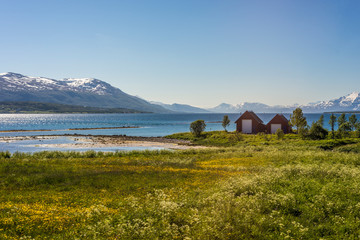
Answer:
[{"xmin": 1, "ymin": 0, "xmax": 360, "ymax": 108}]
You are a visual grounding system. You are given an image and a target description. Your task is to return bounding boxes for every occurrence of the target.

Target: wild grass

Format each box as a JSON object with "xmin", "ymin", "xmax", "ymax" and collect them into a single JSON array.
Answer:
[{"xmin": 1, "ymin": 132, "xmax": 360, "ymax": 239}]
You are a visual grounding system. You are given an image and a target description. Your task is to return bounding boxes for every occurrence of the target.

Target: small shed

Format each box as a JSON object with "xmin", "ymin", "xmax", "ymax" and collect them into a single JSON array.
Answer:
[
  {"xmin": 235, "ymin": 111, "xmax": 266, "ymax": 134},
  {"xmin": 266, "ymin": 114, "xmax": 291, "ymax": 134}
]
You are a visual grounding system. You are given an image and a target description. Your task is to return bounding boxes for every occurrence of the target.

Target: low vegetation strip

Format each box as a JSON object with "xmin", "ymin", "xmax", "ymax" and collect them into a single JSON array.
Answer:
[{"xmin": 1, "ymin": 133, "xmax": 360, "ymax": 239}]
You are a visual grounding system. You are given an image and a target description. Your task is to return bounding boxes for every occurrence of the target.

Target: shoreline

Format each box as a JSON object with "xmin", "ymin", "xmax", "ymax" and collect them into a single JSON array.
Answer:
[{"xmin": 0, "ymin": 134, "xmax": 206, "ymax": 151}]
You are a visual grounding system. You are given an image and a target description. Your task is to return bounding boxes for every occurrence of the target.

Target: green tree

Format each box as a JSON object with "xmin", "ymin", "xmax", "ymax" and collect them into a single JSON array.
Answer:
[
  {"xmin": 222, "ymin": 115, "xmax": 230, "ymax": 132},
  {"xmin": 349, "ymin": 114, "xmax": 358, "ymax": 131},
  {"xmin": 355, "ymin": 123, "xmax": 360, "ymax": 138},
  {"xmin": 190, "ymin": 120, "xmax": 206, "ymax": 137},
  {"xmin": 338, "ymin": 113, "xmax": 347, "ymax": 127},
  {"xmin": 317, "ymin": 114, "xmax": 324, "ymax": 127},
  {"xmin": 329, "ymin": 114, "xmax": 337, "ymax": 139},
  {"xmin": 338, "ymin": 122, "xmax": 352, "ymax": 138},
  {"xmin": 290, "ymin": 108, "xmax": 307, "ymax": 134}
]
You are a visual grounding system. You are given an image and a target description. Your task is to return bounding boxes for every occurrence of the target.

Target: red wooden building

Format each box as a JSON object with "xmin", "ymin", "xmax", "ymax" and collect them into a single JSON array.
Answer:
[
  {"xmin": 235, "ymin": 111, "xmax": 266, "ymax": 134},
  {"xmin": 266, "ymin": 114, "xmax": 291, "ymax": 134}
]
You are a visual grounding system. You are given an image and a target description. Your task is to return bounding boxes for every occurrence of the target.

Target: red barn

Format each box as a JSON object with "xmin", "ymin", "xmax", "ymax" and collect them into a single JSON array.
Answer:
[
  {"xmin": 235, "ymin": 111, "xmax": 266, "ymax": 134},
  {"xmin": 266, "ymin": 114, "xmax": 291, "ymax": 134}
]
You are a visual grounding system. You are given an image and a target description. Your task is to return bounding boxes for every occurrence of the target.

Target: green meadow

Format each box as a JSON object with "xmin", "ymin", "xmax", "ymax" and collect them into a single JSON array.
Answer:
[{"xmin": 2, "ymin": 132, "xmax": 360, "ymax": 239}]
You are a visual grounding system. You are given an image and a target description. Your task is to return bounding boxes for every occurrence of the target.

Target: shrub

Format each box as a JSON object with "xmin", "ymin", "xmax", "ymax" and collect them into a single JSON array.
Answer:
[
  {"xmin": 258, "ymin": 132, "xmax": 269, "ymax": 141},
  {"xmin": 308, "ymin": 122, "xmax": 328, "ymax": 140},
  {"xmin": 190, "ymin": 120, "xmax": 206, "ymax": 137},
  {"xmin": 232, "ymin": 132, "xmax": 244, "ymax": 141},
  {"xmin": 275, "ymin": 128, "xmax": 284, "ymax": 140}
]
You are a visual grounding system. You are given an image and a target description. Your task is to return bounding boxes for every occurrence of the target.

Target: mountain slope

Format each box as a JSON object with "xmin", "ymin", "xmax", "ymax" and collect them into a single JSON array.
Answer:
[
  {"xmin": 0, "ymin": 72, "xmax": 170, "ymax": 113},
  {"xmin": 303, "ymin": 92, "xmax": 360, "ymax": 112},
  {"xmin": 151, "ymin": 101, "xmax": 211, "ymax": 113}
]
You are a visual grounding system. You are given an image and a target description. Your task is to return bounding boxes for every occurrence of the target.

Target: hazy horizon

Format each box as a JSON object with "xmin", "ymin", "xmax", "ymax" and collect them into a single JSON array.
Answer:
[{"xmin": 1, "ymin": 1, "xmax": 360, "ymax": 108}]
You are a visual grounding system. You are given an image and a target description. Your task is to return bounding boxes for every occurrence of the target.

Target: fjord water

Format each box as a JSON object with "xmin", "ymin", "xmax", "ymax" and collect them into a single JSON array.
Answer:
[{"xmin": 0, "ymin": 113, "xmax": 357, "ymax": 137}]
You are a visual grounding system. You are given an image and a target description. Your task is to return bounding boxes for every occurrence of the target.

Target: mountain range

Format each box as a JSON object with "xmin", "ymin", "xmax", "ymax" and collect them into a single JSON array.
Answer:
[
  {"xmin": 1, "ymin": 72, "xmax": 359, "ymax": 113},
  {"xmin": 0, "ymin": 72, "xmax": 169, "ymax": 113},
  {"xmin": 208, "ymin": 92, "xmax": 360, "ymax": 113}
]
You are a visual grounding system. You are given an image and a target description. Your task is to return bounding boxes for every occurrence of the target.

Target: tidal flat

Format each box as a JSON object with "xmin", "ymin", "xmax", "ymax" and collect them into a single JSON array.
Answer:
[
  {"xmin": 0, "ymin": 135, "xmax": 206, "ymax": 153},
  {"xmin": 1, "ymin": 132, "xmax": 360, "ymax": 239}
]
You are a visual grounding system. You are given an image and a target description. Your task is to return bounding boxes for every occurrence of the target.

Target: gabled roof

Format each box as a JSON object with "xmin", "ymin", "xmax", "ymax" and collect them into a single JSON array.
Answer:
[
  {"xmin": 266, "ymin": 114, "xmax": 289, "ymax": 125},
  {"xmin": 235, "ymin": 111, "xmax": 264, "ymax": 123},
  {"xmin": 249, "ymin": 111, "xmax": 264, "ymax": 123}
]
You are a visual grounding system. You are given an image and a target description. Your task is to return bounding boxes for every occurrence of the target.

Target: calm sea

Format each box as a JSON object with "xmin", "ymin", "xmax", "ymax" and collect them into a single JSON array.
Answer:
[{"xmin": 0, "ymin": 112, "xmax": 357, "ymax": 137}]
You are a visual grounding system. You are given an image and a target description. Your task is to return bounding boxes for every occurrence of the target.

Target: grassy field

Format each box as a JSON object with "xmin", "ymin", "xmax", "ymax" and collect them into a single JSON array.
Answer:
[{"xmin": 1, "ymin": 132, "xmax": 360, "ymax": 239}]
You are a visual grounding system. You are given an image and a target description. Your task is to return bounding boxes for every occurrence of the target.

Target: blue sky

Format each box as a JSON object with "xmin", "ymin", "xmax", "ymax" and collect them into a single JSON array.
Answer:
[{"xmin": 1, "ymin": 0, "xmax": 360, "ymax": 108}]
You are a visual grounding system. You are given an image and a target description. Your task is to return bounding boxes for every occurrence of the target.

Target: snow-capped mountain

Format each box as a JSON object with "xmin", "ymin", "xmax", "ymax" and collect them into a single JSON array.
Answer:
[
  {"xmin": 0, "ymin": 72, "xmax": 128, "ymax": 95},
  {"xmin": 302, "ymin": 92, "xmax": 360, "ymax": 112},
  {"xmin": 1, "ymin": 72, "xmax": 359, "ymax": 113},
  {"xmin": 0, "ymin": 72, "xmax": 169, "ymax": 113},
  {"xmin": 208, "ymin": 102, "xmax": 273, "ymax": 113},
  {"xmin": 208, "ymin": 92, "xmax": 360, "ymax": 113}
]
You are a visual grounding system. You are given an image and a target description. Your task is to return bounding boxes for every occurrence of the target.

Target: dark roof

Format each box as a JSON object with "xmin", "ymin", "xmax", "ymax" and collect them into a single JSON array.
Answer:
[
  {"xmin": 267, "ymin": 114, "xmax": 289, "ymax": 125},
  {"xmin": 248, "ymin": 111, "xmax": 264, "ymax": 123},
  {"xmin": 235, "ymin": 111, "xmax": 264, "ymax": 123},
  {"xmin": 278, "ymin": 114, "xmax": 289, "ymax": 122}
]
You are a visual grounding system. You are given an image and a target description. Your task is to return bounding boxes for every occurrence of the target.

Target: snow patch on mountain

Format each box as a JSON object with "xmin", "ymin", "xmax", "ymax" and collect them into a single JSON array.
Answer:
[
  {"xmin": 209, "ymin": 91, "xmax": 360, "ymax": 113},
  {"xmin": 0, "ymin": 72, "xmax": 110, "ymax": 95},
  {"xmin": 339, "ymin": 92, "xmax": 360, "ymax": 106}
]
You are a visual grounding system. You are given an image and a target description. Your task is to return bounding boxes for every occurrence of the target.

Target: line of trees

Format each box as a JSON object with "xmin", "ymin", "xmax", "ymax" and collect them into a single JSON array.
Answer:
[
  {"xmin": 189, "ymin": 110, "xmax": 360, "ymax": 140},
  {"xmin": 290, "ymin": 107, "xmax": 360, "ymax": 139}
]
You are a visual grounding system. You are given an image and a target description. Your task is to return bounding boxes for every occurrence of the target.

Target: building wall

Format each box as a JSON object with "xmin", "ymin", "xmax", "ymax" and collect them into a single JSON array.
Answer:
[
  {"xmin": 235, "ymin": 111, "xmax": 266, "ymax": 134},
  {"xmin": 265, "ymin": 115, "xmax": 291, "ymax": 134}
]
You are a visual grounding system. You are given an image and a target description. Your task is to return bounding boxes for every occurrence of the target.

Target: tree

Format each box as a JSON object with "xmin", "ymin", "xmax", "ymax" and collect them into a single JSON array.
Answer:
[
  {"xmin": 337, "ymin": 113, "xmax": 346, "ymax": 127},
  {"xmin": 329, "ymin": 114, "xmax": 337, "ymax": 139},
  {"xmin": 190, "ymin": 120, "xmax": 206, "ymax": 137},
  {"xmin": 338, "ymin": 122, "xmax": 352, "ymax": 138},
  {"xmin": 222, "ymin": 115, "xmax": 230, "ymax": 132},
  {"xmin": 355, "ymin": 123, "xmax": 360, "ymax": 138},
  {"xmin": 349, "ymin": 114, "xmax": 358, "ymax": 131},
  {"xmin": 290, "ymin": 108, "xmax": 307, "ymax": 134},
  {"xmin": 317, "ymin": 114, "xmax": 324, "ymax": 127}
]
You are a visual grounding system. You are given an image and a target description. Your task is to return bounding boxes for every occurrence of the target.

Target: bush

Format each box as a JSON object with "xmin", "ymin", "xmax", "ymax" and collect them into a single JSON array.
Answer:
[
  {"xmin": 258, "ymin": 132, "xmax": 269, "ymax": 141},
  {"xmin": 190, "ymin": 120, "xmax": 206, "ymax": 137},
  {"xmin": 308, "ymin": 123, "xmax": 328, "ymax": 140},
  {"xmin": 275, "ymin": 128, "xmax": 284, "ymax": 140}
]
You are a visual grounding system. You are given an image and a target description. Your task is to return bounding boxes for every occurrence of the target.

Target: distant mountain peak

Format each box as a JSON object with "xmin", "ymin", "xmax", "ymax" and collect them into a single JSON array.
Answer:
[
  {"xmin": 340, "ymin": 92, "xmax": 360, "ymax": 105},
  {"xmin": 0, "ymin": 72, "xmax": 26, "ymax": 78}
]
